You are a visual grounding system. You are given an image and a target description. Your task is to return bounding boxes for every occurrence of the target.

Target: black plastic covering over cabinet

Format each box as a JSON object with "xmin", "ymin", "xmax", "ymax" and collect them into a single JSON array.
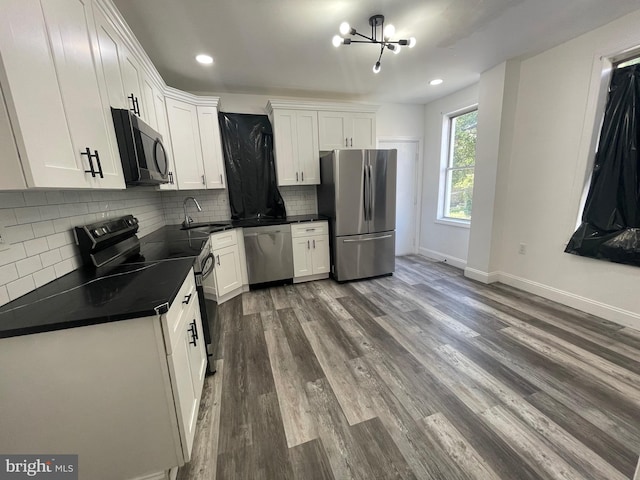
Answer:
[
  {"xmin": 218, "ymin": 112, "xmax": 286, "ymax": 220},
  {"xmin": 565, "ymin": 63, "xmax": 640, "ymax": 266}
]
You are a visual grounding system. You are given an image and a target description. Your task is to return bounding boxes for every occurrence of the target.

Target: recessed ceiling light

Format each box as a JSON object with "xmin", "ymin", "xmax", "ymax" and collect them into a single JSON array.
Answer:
[
  {"xmin": 429, "ymin": 78, "xmax": 443, "ymax": 86},
  {"xmin": 195, "ymin": 54, "xmax": 214, "ymax": 65}
]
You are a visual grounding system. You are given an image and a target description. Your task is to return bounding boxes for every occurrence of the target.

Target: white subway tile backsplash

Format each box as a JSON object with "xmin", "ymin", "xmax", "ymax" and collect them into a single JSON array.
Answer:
[
  {"xmin": 24, "ymin": 192, "xmax": 48, "ymax": 207},
  {"xmin": 0, "ymin": 192, "xmax": 26, "ymax": 208},
  {"xmin": 40, "ymin": 249, "xmax": 62, "ymax": 268},
  {"xmin": 45, "ymin": 191, "xmax": 65, "ymax": 205},
  {"xmin": 0, "ymin": 209, "xmax": 17, "ymax": 227},
  {"xmin": 58, "ymin": 244, "xmax": 77, "ymax": 260},
  {"xmin": 0, "ymin": 244, "xmax": 27, "ymax": 267},
  {"xmin": 46, "ymin": 232, "xmax": 68, "ymax": 250},
  {"xmin": 0, "ymin": 264, "xmax": 19, "ymax": 285},
  {"xmin": 7, "ymin": 275, "xmax": 35, "ymax": 300},
  {"xmin": 14, "ymin": 206, "xmax": 42, "ymax": 224},
  {"xmin": 32, "ymin": 220, "xmax": 56, "ymax": 238},
  {"xmin": 0, "ymin": 286, "xmax": 8, "ymax": 305},
  {"xmin": 39, "ymin": 205, "xmax": 60, "ymax": 221},
  {"xmin": 16, "ymin": 255, "xmax": 43, "ymax": 277},
  {"xmin": 4, "ymin": 224, "xmax": 35, "ymax": 243},
  {"xmin": 54, "ymin": 259, "xmax": 74, "ymax": 278},
  {"xmin": 33, "ymin": 266, "xmax": 56, "ymax": 288},
  {"xmin": 24, "ymin": 237, "xmax": 49, "ymax": 257}
]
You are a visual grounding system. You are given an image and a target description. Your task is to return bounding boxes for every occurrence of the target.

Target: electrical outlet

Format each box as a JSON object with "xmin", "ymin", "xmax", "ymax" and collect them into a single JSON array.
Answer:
[
  {"xmin": 0, "ymin": 224, "xmax": 10, "ymax": 251},
  {"xmin": 518, "ymin": 243, "xmax": 527, "ymax": 255}
]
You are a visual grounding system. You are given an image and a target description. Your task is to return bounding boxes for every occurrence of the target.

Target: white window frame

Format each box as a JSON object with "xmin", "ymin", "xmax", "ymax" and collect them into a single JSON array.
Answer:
[{"xmin": 437, "ymin": 105, "xmax": 478, "ymax": 227}]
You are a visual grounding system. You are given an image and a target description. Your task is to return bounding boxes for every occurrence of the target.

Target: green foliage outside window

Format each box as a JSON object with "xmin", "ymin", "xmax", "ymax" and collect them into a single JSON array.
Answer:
[{"xmin": 445, "ymin": 109, "xmax": 477, "ymax": 220}]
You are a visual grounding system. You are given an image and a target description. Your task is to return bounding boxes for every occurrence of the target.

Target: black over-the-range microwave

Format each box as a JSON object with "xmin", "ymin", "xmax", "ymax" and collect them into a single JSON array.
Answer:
[{"xmin": 111, "ymin": 108, "xmax": 170, "ymax": 186}]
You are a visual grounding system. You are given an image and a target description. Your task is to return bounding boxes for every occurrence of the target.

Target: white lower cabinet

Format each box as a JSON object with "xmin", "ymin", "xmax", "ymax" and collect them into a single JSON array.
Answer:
[
  {"xmin": 208, "ymin": 229, "xmax": 245, "ymax": 302},
  {"xmin": 291, "ymin": 222, "xmax": 330, "ymax": 282},
  {"xmin": 0, "ymin": 269, "xmax": 206, "ymax": 479}
]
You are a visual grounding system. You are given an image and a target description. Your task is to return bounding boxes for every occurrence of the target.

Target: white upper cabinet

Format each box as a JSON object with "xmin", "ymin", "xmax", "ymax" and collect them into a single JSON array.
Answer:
[
  {"xmin": 165, "ymin": 91, "xmax": 225, "ymax": 191},
  {"xmin": 0, "ymin": 0, "xmax": 124, "ymax": 189},
  {"xmin": 141, "ymin": 73, "xmax": 158, "ymax": 129},
  {"xmin": 197, "ymin": 106, "xmax": 226, "ymax": 189},
  {"xmin": 165, "ymin": 97, "xmax": 206, "ymax": 190},
  {"xmin": 318, "ymin": 111, "xmax": 376, "ymax": 150},
  {"xmin": 270, "ymin": 108, "xmax": 319, "ymax": 186},
  {"xmin": 119, "ymin": 46, "xmax": 144, "ymax": 120}
]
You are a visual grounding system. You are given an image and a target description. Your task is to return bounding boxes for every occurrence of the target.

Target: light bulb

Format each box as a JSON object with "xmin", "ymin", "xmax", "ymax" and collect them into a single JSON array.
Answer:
[
  {"xmin": 429, "ymin": 78, "xmax": 443, "ymax": 86},
  {"xmin": 408, "ymin": 37, "xmax": 417, "ymax": 48},
  {"xmin": 339, "ymin": 22, "xmax": 351, "ymax": 35},
  {"xmin": 383, "ymin": 24, "xmax": 395, "ymax": 39},
  {"xmin": 373, "ymin": 62, "xmax": 381, "ymax": 74},
  {"xmin": 332, "ymin": 35, "xmax": 343, "ymax": 47},
  {"xmin": 195, "ymin": 54, "xmax": 214, "ymax": 65},
  {"xmin": 393, "ymin": 45, "xmax": 401, "ymax": 55}
]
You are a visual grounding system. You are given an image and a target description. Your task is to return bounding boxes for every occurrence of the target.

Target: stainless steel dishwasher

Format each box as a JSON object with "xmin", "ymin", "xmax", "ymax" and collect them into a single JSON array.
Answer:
[{"xmin": 243, "ymin": 224, "xmax": 293, "ymax": 285}]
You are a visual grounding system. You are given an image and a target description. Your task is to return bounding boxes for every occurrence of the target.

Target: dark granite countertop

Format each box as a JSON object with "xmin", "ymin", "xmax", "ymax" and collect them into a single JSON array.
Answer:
[
  {"xmin": 0, "ymin": 258, "xmax": 195, "ymax": 338},
  {"xmin": 167, "ymin": 214, "xmax": 328, "ymax": 232}
]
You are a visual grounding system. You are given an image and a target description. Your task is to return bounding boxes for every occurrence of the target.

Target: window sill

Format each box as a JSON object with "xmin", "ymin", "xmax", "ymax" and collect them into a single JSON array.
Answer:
[{"xmin": 435, "ymin": 218, "xmax": 471, "ymax": 229}]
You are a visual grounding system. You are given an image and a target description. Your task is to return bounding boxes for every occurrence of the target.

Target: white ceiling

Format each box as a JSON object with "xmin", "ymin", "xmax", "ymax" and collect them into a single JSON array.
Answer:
[{"xmin": 111, "ymin": 0, "xmax": 640, "ymax": 105}]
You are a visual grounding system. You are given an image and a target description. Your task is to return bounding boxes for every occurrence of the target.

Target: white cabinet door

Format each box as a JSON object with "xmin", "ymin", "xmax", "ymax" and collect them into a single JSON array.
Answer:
[
  {"xmin": 311, "ymin": 235, "xmax": 330, "ymax": 274},
  {"xmin": 166, "ymin": 98, "xmax": 206, "ymax": 190},
  {"xmin": 186, "ymin": 305, "xmax": 206, "ymax": 404},
  {"xmin": 292, "ymin": 237, "xmax": 313, "ymax": 278},
  {"xmin": 350, "ymin": 113, "xmax": 376, "ymax": 149},
  {"xmin": 272, "ymin": 110, "xmax": 298, "ymax": 186},
  {"xmin": 318, "ymin": 111, "xmax": 376, "ymax": 150},
  {"xmin": 154, "ymin": 91, "xmax": 178, "ymax": 190},
  {"xmin": 318, "ymin": 111, "xmax": 348, "ymax": 150},
  {"xmin": 0, "ymin": 0, "xmax": 124, "ymax": 189},
  {"xmin": 296, "ymin": 111, "xmax": 319, "ymax": 185},
  {"xmin": 120, "ymin": 46, "xmax": 143, "ymax": 119},
  {"xmin": 214, "ymin": 245, "xmax": 242, "ymax": 297},
  {"xmin": 92, "ymin": 5, "xmax": 127, "ymax": 110},
  {"xmin": 141, "ymin": 74, "xmax": 158, "ymax": 130},
  {"xmin": 167, "ymin": 323, "xmax": 198, "ymax": 461},
  {"xmin": 197, "ymin": 106, "xmax": 226, "ymax": 189}
]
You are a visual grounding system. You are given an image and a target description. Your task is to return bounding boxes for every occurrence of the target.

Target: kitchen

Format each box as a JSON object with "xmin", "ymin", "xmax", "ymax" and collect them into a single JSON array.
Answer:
[{"xmin": 1, "ymin": 0, "xmax": 640, "ymax": 479}]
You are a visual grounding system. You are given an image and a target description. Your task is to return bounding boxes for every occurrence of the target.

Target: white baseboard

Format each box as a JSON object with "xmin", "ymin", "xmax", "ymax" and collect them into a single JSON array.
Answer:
[
  {"xmin": 417, "ymin": 247, "xmax": 467, "ymax": 270},
  {"xmin": 464, "ymin": 267, "xmax": 500, "ymax": 284},
  {"xmin": 498, "ymin": 272, "xmax": 640, "ymax": 331}
]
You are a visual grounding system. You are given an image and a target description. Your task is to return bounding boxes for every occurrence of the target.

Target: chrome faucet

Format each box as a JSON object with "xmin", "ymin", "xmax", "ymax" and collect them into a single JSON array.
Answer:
[{"xmin": 182, "ymin": 196, "xmax": 202, "ymax": 227}]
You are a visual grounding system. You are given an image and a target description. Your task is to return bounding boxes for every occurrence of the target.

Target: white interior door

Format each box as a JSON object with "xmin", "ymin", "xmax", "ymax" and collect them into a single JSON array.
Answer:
[{"xmin": 379, "ymin": 140, "xmax": 420, "ymax": 256}]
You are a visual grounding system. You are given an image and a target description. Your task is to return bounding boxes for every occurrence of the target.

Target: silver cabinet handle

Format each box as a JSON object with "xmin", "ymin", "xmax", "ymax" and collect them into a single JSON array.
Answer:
[{"xmin": 343, "ymin": 235, "xmax": 392, "ymax": 243}]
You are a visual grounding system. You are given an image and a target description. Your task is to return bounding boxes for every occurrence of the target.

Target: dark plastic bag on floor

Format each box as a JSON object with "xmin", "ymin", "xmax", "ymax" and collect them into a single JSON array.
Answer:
[
  {"xmin": 218, "ymin": 112, "xmax": 286, "ymax": 220},
  {"xmin": 565, "ymin": 63, "xmax": 640, "ymax": 267}
]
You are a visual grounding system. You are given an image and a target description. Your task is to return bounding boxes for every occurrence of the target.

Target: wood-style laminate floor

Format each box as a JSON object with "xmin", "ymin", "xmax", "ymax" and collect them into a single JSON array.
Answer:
[{"xmin": 178, "ymin": 255, "xmax": 640, "ymax": 480}]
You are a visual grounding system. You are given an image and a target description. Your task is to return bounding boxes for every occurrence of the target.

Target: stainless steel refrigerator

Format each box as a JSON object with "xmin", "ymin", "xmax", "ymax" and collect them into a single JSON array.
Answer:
[{"xmin": 317, "ymin": 149, "xmax": 397, "ymax": 281}]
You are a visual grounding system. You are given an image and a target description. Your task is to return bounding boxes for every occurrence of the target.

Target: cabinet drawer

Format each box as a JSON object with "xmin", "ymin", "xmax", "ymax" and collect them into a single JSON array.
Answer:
[
  {"xmin": 211, "ymin": 229, "xmax": 237, "ymax": 249},
  {"xmin": 162, "ymin": 268, "xmax": 197, "ymax": 354},
  {"xmin": 291, "ymin": 221, "xmax": 328, "ymax": 238}
]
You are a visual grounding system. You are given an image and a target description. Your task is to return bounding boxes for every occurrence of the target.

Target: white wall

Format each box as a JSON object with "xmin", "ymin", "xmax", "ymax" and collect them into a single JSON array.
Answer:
[
  {"xmin": 420, "ymin": 84, "xmax": 479, "ymax": 268},
  {"xmin": 491, "ymin": 9, "xmax": 640, "ymax": 328}
]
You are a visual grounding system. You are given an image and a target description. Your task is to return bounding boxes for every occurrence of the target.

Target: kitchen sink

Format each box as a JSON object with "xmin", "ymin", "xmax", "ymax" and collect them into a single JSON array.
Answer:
[{"xmin": 180, "ymin": 222, "xmax": 230, "ymax": 231}]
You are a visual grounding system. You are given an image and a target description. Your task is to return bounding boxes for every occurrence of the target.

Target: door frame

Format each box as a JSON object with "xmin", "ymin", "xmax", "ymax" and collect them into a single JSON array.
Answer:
[{"xmin": 377, "ymin": 137, "xmax": 423, "ymax": 255}]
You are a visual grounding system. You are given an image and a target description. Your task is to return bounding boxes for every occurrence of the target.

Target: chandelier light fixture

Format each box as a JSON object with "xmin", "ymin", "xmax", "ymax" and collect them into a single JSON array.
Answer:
[{"xmin": 332, "ymin": 15, "xmax": 416, "ymax": 73}]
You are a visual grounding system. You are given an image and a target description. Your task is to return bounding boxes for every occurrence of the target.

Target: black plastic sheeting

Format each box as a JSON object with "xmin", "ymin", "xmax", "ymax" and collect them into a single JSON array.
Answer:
[
  {"xmin": 218, "ymin": 112, "xmax": 286, "ymax": 220},
  {"xmin": 565, "ymin": 63, "xmax": 640, "ymax": 266}
]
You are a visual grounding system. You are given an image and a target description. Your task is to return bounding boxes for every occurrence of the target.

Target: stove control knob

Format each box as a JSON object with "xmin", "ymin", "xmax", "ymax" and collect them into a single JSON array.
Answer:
[{"xmin": 92, "ymin": 229, "xmax": 101, "ymax": 237}]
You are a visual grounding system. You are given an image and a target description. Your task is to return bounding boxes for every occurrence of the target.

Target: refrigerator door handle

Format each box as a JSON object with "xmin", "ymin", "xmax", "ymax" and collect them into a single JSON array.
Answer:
[
  {"xmin": 367, "ymin": 164, "xmax": 373, "ymax": 221},
  {"xmin": 363, "ymin": 166, "xmax": 369, "ymax": 221},
  {"xmin": 343, "ymin": 234, "xmax": 393, "ymax": 243}
]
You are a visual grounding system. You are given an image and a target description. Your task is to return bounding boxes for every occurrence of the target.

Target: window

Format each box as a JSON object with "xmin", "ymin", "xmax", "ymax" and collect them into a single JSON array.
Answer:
[{"xmin": 441, "ymin": 108, "xmax": 477, "ymax": 222}]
